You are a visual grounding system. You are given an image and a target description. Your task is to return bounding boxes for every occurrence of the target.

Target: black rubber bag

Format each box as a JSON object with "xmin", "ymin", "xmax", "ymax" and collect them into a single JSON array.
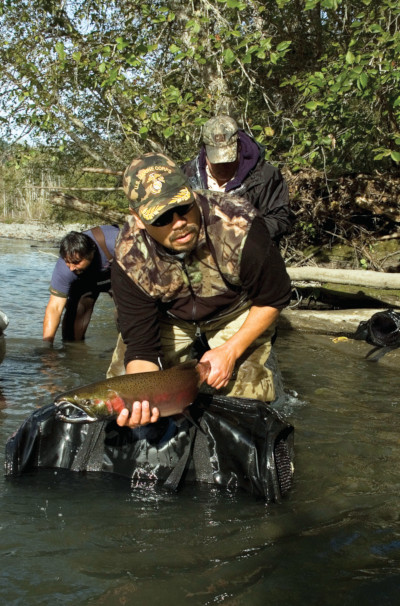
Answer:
[
  {"xmin": 354, "ymin": 309, "xmax": 400, "ymax": 347},
  {"xmin": 353, "ymin": 309, "xmax": 400, "ymax": 360},
  {"xmin": 5, "ymin": 394, "xmax": 294, "ymax": 502}
]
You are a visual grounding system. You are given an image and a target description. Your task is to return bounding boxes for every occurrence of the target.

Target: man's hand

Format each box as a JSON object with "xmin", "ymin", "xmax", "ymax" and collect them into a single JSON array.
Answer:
[
  {"xmin": 115, "ymin": 361, "xmax": 161, "ymax": 428},
  {"xmin": 200, "ymin": 344, "xmax": 237, "ymax": 390},
  {"xmin": 116, "ymin": 400, "xmax": 160, "ymax": 428},
  {"xmin": 199, "ymin": 305, "xmax": 280, "ymax": 390}
]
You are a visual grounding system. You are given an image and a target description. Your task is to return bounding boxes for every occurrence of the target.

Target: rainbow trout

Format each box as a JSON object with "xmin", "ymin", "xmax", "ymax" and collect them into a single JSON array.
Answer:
[{"xmin": 54, "ymin": 360, "xmax": 210, "ymax": 424}]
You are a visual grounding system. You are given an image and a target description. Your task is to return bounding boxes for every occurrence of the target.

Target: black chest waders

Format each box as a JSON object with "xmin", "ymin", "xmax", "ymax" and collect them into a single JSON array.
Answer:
[{"xmin": 5, "ymin": 394, "xmax": 294, "ymax": 502}]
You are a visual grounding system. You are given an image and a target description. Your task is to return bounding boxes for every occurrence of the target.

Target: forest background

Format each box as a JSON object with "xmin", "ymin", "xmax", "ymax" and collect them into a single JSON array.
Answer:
[{"xmin": 0, "ymin": 0, "xmax": 399, "ymax": 272}]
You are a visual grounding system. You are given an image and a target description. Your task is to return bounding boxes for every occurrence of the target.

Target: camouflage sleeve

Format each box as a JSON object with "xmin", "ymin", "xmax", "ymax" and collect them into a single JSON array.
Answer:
[
  {"xmin": 240, "ymin": 217, "xmax": 292, "ymax": 310},
  {"xmin": 111, "ymin": 261, "xmax": 163, "ymax": 366}
]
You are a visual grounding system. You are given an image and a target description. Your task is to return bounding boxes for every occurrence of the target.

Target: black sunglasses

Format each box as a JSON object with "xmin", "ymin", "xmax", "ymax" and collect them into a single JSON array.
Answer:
[{"xmin": 151, "ymin": 202, "xmax": 195, "ymax": 227}]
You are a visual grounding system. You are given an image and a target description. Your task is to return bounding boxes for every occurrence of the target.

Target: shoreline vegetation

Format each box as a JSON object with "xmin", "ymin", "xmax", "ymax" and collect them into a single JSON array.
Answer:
[{"xmin": 0, "ymin": 220, "xmax": 90, "ymax": 243}]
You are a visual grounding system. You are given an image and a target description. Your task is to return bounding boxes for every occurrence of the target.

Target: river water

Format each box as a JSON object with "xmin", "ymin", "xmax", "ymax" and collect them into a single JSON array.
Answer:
[{"xmin": 1, "ymin": 237, "xmax": 400, "ymax": 606}]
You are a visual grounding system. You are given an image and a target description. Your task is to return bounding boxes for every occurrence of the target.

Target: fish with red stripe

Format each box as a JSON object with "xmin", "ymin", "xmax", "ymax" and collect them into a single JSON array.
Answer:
[{"xmin": 54, "ymin": 360, "xmax": 210, "ymax": 424}]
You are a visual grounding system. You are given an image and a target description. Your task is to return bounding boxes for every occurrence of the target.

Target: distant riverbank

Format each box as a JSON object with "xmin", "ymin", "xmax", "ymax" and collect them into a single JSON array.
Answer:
[{"xmin": 0, "ymin": 221, "xmax": 91, "ymax": 243}]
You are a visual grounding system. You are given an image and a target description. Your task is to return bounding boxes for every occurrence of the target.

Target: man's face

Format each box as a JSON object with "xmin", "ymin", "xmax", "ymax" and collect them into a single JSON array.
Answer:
[
  {"xmin": 64, "ymin": 252, "xmax": 94, "ymax": 274},
  {"xmin": 206, "ymin": 154, "xmax": 239, "ymax": 183},
  {"xmin": 136, "ymin": 201, "xmax": 201, "ymax": 253}
]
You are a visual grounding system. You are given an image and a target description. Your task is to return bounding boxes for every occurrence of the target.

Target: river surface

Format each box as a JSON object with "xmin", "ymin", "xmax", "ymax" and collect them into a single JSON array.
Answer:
[{"xmin": 0, "ymin": 237, "xmax": 400, "ymax": 606}]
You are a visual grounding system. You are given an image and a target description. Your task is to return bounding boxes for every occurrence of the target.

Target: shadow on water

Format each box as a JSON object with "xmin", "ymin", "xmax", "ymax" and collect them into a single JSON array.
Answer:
[{"xmin": 1, "ymin": 238, "xmax": 400, "ymax": 605}]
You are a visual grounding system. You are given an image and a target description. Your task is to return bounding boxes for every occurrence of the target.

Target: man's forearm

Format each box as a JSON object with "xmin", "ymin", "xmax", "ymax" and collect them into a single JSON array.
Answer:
[
  {"xmin": 223, "ymin": 305, "xmax": 279, "ymax": 360},
  {"xmin": 199, "ymin": 305, "xmax": 279, "ymax": 389},
  {"xmin": 126, "ymin": 359, "xmax": 159, "ymax": 374},
  {"xmin": 43, "ymin": 296, "xmax": 65, "ymax": 341},
  {"xmin": 43, "ymin": 312, "xmax": 59, "ymax": 341}
]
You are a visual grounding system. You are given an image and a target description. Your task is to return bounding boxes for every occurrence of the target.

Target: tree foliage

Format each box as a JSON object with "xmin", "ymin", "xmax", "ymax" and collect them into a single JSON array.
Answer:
[{"xmin": 0, "ymin": 0, "xmax": 399, "ymax": 175}]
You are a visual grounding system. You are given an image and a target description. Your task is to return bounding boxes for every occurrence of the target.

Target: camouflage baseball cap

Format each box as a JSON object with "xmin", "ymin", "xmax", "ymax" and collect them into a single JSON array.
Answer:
[
  {"xmin": 123, "ymin": 153, "xmax": 195, "ymax": 225},
  {"xmin": 202, "ymin": 115, "xmax": 238, "ymax": 164}
]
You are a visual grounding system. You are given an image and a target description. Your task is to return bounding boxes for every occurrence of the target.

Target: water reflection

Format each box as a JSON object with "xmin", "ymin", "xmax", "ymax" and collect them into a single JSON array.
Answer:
[{"xmin": 1, "ymin": 237, "xmax": 400, "ymax": 605}]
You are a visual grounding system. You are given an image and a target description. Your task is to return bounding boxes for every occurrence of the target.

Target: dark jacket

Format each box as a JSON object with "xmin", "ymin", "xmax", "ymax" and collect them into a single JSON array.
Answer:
[{"xmin": 182, "ymin": 131, "xmax": 295, "ymax": 243}]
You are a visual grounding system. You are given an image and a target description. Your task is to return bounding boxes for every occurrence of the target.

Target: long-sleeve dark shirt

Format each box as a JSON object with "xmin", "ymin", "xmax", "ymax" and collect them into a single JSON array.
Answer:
[{"xmin": 112, "ymin": 217, "xmax": 291, "ymax": 366}]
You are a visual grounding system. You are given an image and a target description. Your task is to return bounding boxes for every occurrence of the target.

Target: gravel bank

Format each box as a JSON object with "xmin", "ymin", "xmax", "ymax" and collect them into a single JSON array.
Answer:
[{"xmin": 0, "ymin": 221, "xmax": 91, "ymax": 243}]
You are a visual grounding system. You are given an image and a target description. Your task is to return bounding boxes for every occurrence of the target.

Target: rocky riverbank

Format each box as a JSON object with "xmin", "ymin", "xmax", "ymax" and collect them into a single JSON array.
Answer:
[{"xmin": 0, "ymin": 221, "xmax": 90, "ymax": 243}]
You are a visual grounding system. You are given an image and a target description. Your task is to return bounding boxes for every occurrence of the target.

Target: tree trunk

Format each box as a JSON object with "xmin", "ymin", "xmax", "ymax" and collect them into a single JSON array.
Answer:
[{"xmin": 50, "ymin": 192, "xmax": 126, "ymax": 224}]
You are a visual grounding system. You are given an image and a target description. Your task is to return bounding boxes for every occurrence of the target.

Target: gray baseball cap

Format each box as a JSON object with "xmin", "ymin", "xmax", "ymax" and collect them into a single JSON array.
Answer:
[{"xmin": 202, "ymin": 115, "xmax": 238, "ymax": 164}]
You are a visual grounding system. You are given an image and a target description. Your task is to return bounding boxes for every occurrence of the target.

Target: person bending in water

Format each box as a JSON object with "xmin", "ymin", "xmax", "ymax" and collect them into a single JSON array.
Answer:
[
  {"xmin": 43, "ymin": 225, "xmax": 119, "ymax": 343},
  {"xmin": 108, "ymin": 153, "xmax": 291, "ymax": 428}
]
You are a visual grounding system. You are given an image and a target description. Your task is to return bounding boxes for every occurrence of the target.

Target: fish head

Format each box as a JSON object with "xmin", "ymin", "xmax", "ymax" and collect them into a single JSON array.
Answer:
[
  {"xmin": 54, "ymin": 389, "xmax": 127, "ymax": 424},
  {"xmin": 55, "ymin": 399, "xmax": 99, "ymax": 423}
]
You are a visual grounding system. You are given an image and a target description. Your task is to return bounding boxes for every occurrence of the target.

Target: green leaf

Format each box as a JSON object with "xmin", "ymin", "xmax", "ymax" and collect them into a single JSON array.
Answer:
[
  {"xmin": 276, "ymin": 41, "xmax": 291, "ymax": 52},
  {"xmin": 345, "ymin": 51, "xmax": 355, "ymax": 64},
  {"xmin": 163, "ymin": 126, "xmax": 174, "ymax": 138},
  {"xmin": 226, "ymin": 0, "xmax": 245, "ymax": 8},
  {"xmin": 116, "ymin": 37, "xmax": 129, "ymax": 51},
  {"xmin": 321, "ymin": 0, "xmax": 339, "ymax": 9},
  {"xmin": 186, "ymin": 19, "xmax": 200, "ymax": 33},
  {"xmin": 390, "ymin": 150, "xmax": 400, "ymax": 162},
  {"xmin": 305, "ymin": 101, "xmax": 319, "ymax": 110},
  {"xmin": 55, "ymin": 42, "xmax": 65, "ymax": 61},
  {"xmin": 223, "ymin": 48, "xmax": 236, "ymax": 65},
  {"xmin": 358, "ymin": 72, "xmax": 368, "ymax": 89}
]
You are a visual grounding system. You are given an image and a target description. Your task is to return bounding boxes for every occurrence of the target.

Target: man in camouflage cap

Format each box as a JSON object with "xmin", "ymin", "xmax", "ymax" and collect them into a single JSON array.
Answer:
[
  {"xmin": 123, "ymin": 153, "xmax": 195, "ymax": 225},
  {"xmin": 202, "ymin": 115, "xmax": 239, "ymax": 164},
  {"xmin": 182, "ymin": 114, "xmax": 295, "ymax": 244},
  {"xmin": 109, "ymin": 152, "xmax": 291, "ymax": 429}
]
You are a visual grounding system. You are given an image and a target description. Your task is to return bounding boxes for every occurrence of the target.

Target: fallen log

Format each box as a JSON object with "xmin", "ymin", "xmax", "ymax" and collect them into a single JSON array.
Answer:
[
  {"xmin": 287, "ymin": 267, "xmax": 400, "ymax": 290},
  {"xmin": 280, "ymin": 307, "xmax": 382, "ymax": 335},
  {"xmin": 50, "ymin": 192, "xmax": 126, "ymax": 224}
]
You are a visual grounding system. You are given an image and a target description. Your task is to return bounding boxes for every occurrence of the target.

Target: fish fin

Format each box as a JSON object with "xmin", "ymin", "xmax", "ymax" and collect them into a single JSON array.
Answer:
[{"xmin": 106, "ymin": 390, "xmax": 126, "ymax": 415}]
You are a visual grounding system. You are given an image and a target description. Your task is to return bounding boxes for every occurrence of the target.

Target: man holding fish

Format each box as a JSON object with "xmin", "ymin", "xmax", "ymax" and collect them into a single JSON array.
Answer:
[{"xmin": 110, "ymin": 153, "xmax": 291, "ymax": 428}]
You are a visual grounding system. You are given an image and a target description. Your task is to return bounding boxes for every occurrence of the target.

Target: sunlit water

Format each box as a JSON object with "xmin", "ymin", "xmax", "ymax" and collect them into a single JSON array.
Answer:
[{"xmin": 1, "ymin": 238, "xmax": 400, "ymax": 606}]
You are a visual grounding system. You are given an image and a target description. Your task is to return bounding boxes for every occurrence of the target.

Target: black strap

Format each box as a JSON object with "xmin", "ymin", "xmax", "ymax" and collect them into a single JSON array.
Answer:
[
  {"xmin": 365, "ymin": 345, "xmax": 397, "ymax": 362},
  {"xmin": 71, "ymin": 422, "xmax": 106, "ymax": 472},
  {"xmin": 91, "ymin": 226, "xmax": 113, "ymax": 262},
  {"xmin": 163, "ymin": 425, "xmax": 197, "ymax": 492}
]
